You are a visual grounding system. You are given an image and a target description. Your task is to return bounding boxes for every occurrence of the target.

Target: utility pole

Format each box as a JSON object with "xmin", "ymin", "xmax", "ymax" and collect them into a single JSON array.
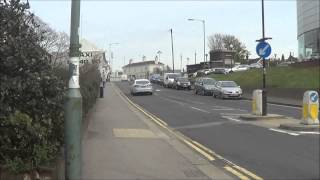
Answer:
[
  {"xmin": 170, "ymin": 29, "xmax": 175, "ymax": 72},
  {"xmin": 65, "ymin": 0, "xmax": 82, "ymax": 179},
  {"xmin": 261, "ymin": 0, "xmax": 267, "ymax": 116},
  {"xmin": 180, "ymin": 54, "xmax": 182, "ymax": 73},
  {"xmin": 195, "ymin": 51, "xmax": 197, "ymax": 64},
  {"xmin": 203, "ymin": 20, "xmax": 206, "ymax": 63}
]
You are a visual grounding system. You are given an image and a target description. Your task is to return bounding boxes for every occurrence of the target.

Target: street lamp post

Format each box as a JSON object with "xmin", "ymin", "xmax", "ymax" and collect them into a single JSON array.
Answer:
[
  {"xmin": 65, "ymin": 0, "xmax": 82, "ymax": 179},
  {"xmin": 170, "ymin": 29, "xmax": 175, "ymax": 73},
  {"xmin": 157, "ymin": 50, "xmax": 162, "ymax": 62},
  {"xmin": 188, "ymin": 18, "xmax": 206, "ymax": 63},
  {"xmin": 109, "ymin": 42, "xmax": 119, "ymax": 71}
]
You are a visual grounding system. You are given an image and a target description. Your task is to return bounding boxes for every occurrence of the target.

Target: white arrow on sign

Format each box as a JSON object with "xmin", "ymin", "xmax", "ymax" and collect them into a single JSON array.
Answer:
[{"xmin": 258, "ymin": 44, "xmax": 270, "ymax": 56}]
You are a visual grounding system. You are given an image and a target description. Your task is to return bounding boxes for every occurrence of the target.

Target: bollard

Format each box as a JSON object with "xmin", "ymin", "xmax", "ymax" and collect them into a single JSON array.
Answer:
[
  {"xmin": 301, "ymin": 91, "xmax": 319, "ymax": 125},
  {"xmin": 100, "ymin": 81, "xmax": 104, "ymax": 98},
  {"xmin": 252, "ymin": 89, "xmax": 263, "ymax": 116}
]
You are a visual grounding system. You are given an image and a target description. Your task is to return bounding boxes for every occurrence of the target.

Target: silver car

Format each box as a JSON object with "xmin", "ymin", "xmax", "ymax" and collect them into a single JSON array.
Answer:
[
  {"xmin": 213, "ymin": 81, "xmax": 242, "ymax": 99},
  {"xmin": 130, "ymin": 79, "xmax": 153, "ymax": 95}
]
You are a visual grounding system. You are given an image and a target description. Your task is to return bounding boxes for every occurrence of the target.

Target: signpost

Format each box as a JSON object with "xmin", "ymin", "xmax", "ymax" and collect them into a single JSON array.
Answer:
[{"xmin": 255, "ymin": 0, "xmax": 272, "ymax": 116}]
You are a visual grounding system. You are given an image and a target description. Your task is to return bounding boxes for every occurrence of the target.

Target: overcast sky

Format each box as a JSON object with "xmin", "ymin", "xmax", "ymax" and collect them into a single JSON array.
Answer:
[{"xmin": 29, "ymin": 0, "xmax": 297, "ymax": 71}]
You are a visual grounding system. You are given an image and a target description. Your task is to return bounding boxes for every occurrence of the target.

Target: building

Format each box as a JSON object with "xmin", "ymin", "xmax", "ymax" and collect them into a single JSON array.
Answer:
[
  {"xmin": 122, "ymin": 60, "xmax": 165, "ymax": 79},
  {"xmin": 209, "ymin": 49, "xmax": 235, "ymax": 68},
  {"xmin": 297, "ymin": 0, "xmax": 320, "ymax": 60},
  {"xmin": 79, "ymin": 39, "xmax": 110, "ymax": 80}
]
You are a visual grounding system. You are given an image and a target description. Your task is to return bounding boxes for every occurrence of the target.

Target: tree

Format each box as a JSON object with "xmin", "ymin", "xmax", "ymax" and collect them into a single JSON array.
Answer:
[
  {"xmin": 281, "ymin": 54, "xmax": 285, "ymax": 61},
  {"xmin": 208, "ymin": 33, "xmax": 249, "ymax": 63},
  {"xmin": 0, "ymin": 0, "xmax": 65, "ymax": 173},
  {"xmin": 34, "ymin": 16, "xmax": 70, "ymax": 67}
]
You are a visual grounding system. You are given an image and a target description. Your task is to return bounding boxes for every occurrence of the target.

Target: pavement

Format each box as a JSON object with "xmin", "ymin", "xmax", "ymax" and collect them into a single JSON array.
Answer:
[
  {"xmin": 115, "ymin": 82, "xmax": 320, "ymax": 180},
  {"xmin": 82, "ymin": 82, "xmax": 233, "ymax": 180}
]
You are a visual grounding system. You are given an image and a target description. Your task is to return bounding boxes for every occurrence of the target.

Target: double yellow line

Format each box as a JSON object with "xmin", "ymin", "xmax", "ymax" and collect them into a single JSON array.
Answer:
[{"xmin": 112, "ymin": 84, "xmax": 263, "ymax": 180}]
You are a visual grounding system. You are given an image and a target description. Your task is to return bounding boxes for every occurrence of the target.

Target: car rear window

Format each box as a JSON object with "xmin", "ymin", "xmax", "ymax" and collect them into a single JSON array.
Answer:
[
  {"xmin": 203, "ymin": 79, "xmax": 216, "ymax": 85},
  {"xmin": 136, "ymin": 80, "xmax": 149, "ymax": 85},
  {"xmin": 221, "ymin": 81, "xmax": 238, "ymax": 87}
]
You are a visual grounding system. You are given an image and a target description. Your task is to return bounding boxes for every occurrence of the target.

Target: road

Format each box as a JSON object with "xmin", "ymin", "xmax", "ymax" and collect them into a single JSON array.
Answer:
[{"xmin": 115, "ymin": 81, "xmax": 320, "ymax": 180}]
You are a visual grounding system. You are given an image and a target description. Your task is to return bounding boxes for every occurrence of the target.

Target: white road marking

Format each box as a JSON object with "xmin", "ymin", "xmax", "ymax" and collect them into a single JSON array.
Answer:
[
  {"xmin": 190, "ymin": 106, "xmax": 210, "ymax": 113},
  {"xmin": 159, "ymin": 96, "xmax": 185, "ymax": 106},
  {"xmin": 167, "ymin": 95, "xmax": 205, "ymax": 105},
  {"xmin": 222, "ymin": 116, "xmax": 242, "ymax": 122},
  {"xmin": 269, "ymin": 128, "xmax": 300, "ymax": 136},
  {"xmin": 212, "ymin": 108, "xmax": 236, "ymax": 111},
  {"xmin": 220, "ymin": 113, "xmax": 248, "ymax": 116},
  {"xmin": 212, "ymin": 105, "xmax": 230, "ymax": 109},
  {"xmin": 155, "ymin": 89, "xmax": 161, "ymax": 92},
  {"xmin": 298, "ymin": 131, "xmax": 320, "ymax": 135}
]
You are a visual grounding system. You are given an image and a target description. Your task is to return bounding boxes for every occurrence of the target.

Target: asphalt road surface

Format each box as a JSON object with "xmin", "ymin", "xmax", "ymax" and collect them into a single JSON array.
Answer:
[{"xmin": 115, "ymin": 81, "xmax": 320, "ymax": 180}]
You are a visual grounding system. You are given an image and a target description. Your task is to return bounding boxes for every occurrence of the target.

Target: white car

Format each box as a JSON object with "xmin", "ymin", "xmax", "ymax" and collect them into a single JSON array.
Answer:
[
  {"xmin": 163, "ymin": 73, "xmax": 181, "ymax": 88},
  {"xmin": 249, "ymin": 63, "xmax": 262, "ymax": 69},
  {"xmin": 231, "ymin": 65, "xmax": 250, "ymax": 72},
  {"xmin": 130, "ymin": 79, "xmax": 153, "ymax": 95}
]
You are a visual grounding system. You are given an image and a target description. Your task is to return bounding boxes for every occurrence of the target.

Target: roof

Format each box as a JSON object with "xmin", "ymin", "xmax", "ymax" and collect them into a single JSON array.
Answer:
[{"xmin": 123, "ymin": 60, "xmax": 164, "ymax": 68}]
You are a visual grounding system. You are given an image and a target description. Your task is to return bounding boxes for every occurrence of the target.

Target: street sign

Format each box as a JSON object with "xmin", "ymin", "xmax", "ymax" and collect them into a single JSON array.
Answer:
[
  {"xmin": 256, "ymin": 41, "xmax": 271, "ymax": 58},
  {"xmin": 310, "ymin": 92, "xmax": 318, "ymax": 103}
]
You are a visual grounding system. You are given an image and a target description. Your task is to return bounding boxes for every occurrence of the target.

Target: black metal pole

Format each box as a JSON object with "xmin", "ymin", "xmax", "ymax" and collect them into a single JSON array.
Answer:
[
  {"xmin": 170, "ymin": 29, "xmax": 175, "ymax": 73},
  {"xmin": 261, "ymin": 0, "xmax": 267, "ymax": 116},
  {"xmin": 203, "ymin": 20, "xmax": 206, "ymax": 63}
]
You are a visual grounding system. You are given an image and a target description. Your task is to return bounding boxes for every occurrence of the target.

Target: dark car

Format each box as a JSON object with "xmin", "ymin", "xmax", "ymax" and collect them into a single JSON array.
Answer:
[
  {"xmin": 194, "ymin": 77, "xmax": 216, "ymax": 96},
  {"xmin": 172, "ymin": 77, "xmax": 191, "ymax": 90},
  {"xmin": 150, "ymin": 74, "xmax": 160, "ymax": 84}
]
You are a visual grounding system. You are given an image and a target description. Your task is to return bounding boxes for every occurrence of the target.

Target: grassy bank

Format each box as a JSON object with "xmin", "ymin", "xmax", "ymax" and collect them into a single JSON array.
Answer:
[{"xmin": 207, "ymin": 66, "xmax": 319, "ymax": 89}]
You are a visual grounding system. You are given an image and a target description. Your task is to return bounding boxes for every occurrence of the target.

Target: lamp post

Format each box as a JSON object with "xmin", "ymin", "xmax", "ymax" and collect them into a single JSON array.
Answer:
[
  {"xmin": 65, "ymin": 0, "xmax": 81, "ymax": 179},
  {"xmin": 157, "ymin": 50, "xmax": 162, "ymax": 62},
  {"xmin": 230, "ymin": 44, "xmax": 234, "ymax": 69},
  {"xmin": 188, "ymin": 18, "xmax": 206, "ymax": 63},
  {"xmin": 170, "ymin": 29, "xmax": 175, "ymax": 72},
  {"xmin": 109, "ymin": 42, "xmax": 119, "ymax": 71}
]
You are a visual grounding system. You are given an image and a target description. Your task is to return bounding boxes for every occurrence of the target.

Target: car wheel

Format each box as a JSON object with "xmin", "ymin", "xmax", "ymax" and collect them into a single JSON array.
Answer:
[
  {"xmin": 202, "ymin": 89, "xmax": 205, "ymax": 96},
  {"xmin": 194, "ymin": 89, "xmax": 198, "ymax": 95}
]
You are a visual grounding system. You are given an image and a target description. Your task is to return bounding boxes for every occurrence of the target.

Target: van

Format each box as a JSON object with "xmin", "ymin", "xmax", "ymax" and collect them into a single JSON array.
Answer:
[
  {"xmin": 163, "ymin": 73, "xmax": 181, "ymax": 88},
  {"xmin": 121, "ymin": 74, "xmax": 128, "ymax": 81}
]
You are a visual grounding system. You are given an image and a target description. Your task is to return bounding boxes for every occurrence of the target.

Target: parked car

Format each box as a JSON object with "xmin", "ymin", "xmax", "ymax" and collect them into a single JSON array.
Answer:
[
  {"xmin": 130, "ymin": 79, "xmax": 153, "ymax": 95},
  {"xmin": 213, "ymin": 81, "xmax": 242, "ymax": 99},
  {"xmin": 150, "ymin": 74, "xmax": 160, "ymax": 83},
  {"xmin": 163, "ymin": 73, "xmax": 181, "ymax": 88},
  {"xmin": 231, "ymin": 65, "xmax": 250, "ymax": 72},
  {"xmin": 214, "ymin": 68, "xmax": 228, "ymax": 74},
  {"xmin": 194, "ymin": 77, "xmax": 217, "ymax": 96},
  {"xmin": 249, "ymin": 63, "xmax": 262, "ymax": 69},
  {"xmin": 172, "ymin": 77, "xmax": 191, "ymax": 90}
]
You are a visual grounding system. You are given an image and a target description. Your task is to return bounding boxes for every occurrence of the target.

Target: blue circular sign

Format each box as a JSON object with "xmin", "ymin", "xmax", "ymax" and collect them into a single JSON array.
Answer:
[
  {"xmin": 310, "ymin": 92, "xmax": 318, "ymax": 103},
  {"xmin": 256, "ymin": 41, "xmax": 272, "ymax": 58}
]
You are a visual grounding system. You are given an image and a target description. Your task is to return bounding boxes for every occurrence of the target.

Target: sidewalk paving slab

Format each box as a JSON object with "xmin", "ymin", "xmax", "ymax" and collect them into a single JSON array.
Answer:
[{"xmin": 82, "ymin": 83, "xmax": 233, "ymax": 180}]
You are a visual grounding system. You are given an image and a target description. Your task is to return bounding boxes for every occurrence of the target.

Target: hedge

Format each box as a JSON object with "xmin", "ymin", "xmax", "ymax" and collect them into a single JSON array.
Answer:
[{"xmin": 0, "ymin": 0, "xmax": 100, "ymax": 173}]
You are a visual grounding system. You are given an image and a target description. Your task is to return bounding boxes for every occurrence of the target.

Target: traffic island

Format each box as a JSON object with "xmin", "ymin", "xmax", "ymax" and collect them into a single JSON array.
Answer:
[
  {"xmin": 239, "ymin": 114, "xmax": 285, "ymax": 121},
  {"xmin": 279, "ymin": 122, "xmax": 320, "ymax": 132}
]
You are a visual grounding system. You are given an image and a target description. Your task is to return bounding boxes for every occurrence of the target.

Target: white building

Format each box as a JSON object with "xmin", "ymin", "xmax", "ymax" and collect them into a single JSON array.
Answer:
[
  {"xmin": 79, "ymin": 39, "xmax": 110, "ymax": 80},
  {"xmin": 122, "ymin": 60, "xmax": 165, "ymax": 79}
]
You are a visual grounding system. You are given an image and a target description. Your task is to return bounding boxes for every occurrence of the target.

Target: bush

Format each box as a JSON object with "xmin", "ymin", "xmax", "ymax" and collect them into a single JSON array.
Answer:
[{"xmin": 0, "ymin": 0, "xmax": 99, "ymax": 174}]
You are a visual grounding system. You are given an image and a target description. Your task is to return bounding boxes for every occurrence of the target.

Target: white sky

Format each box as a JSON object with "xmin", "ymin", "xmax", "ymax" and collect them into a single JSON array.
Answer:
[{"xmin": 29, "ymin": 0, "xmax": 298, "ymax": 71}]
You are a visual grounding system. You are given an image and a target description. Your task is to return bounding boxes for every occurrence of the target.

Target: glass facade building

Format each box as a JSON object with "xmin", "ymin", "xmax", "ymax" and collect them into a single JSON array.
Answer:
[{"xmin": 297, "ymin": 0, "xmax": 320, "ymax": 60}]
